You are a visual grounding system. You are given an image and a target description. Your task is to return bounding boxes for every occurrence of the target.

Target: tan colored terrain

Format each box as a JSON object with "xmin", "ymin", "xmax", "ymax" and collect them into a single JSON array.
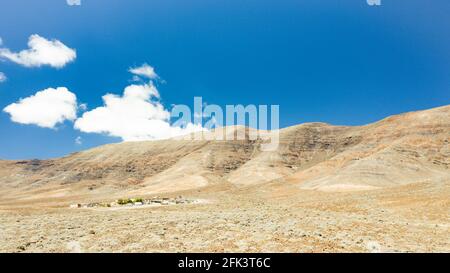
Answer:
[{"xmin": 0, "ymin": 105, "xmax": 449, "ymax": 252}]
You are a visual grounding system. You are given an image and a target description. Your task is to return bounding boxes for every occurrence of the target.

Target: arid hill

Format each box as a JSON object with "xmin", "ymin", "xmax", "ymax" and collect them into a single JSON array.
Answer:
[
  {"xmin": 0, "ymin": 105, "xmax": 449, "ymax": 205},
  {"xmin": 0, "ymin": 105, "xmax": 449, "ymax": 253}
]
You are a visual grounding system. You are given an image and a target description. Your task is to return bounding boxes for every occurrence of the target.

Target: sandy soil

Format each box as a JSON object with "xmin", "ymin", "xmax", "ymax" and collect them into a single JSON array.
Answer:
[{"xmin": 1, "ymin": 180, "xmax": 448, "ymax": 253}]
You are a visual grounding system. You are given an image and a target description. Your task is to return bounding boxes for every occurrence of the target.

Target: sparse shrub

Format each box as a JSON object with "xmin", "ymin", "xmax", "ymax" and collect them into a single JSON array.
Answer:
[
  {"xmin": 117, "ymin": 197, "xmax": 143, "ymax": 205},
  {"xmin": 117, "ymin": 198, "xmax": 131, "ymax": 205}
]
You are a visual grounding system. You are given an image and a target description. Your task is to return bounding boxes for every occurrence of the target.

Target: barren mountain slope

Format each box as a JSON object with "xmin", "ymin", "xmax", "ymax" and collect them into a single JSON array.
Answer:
[
  {"xmin": 0, "ymin": 105, "xmax": 449, "ymax": 253},
  {"xmin": 0, "ymin": 105, "xmax": 449, "ymax": 205},
  {"xmin": 286, "ymin": 105, "xmax": 450, "ymax": 191}
]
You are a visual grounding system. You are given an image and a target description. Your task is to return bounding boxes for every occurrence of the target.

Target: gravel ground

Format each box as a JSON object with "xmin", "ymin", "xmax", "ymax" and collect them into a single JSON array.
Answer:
[{"xmin": 1, "ymin": 181, "xmax": 448, "ymax": 253}]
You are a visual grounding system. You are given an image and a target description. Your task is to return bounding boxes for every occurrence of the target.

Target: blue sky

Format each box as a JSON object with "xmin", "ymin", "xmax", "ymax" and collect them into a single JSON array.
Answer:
[{"xmin": 0, "ymin": 0, "xmax": 449, "ymax": 159}]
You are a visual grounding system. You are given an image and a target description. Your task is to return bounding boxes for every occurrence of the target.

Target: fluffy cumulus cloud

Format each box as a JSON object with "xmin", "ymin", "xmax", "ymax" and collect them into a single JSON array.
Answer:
[
  {"xmin": 0, "ymin": 72, "xmax": 6, "ymax": 83},
  {"xmin": 74, "ymin": 82, "xmax": 203, "ymax": 141},
  {"xmin": 67, "ymin": 0, "xmax": 81, "ymax": 6},
  {"xmin": 129, "ymin": 63, "xmax": 158, "ymax": 80},
  {"xmin": 3, "ymin": 87, "xmax": 78, "ymax": 128},
  {"xmin": 0, "ymin": 34, "xmax": 76, "ymax": 68},
  {"xmin": 2, "ymin": 61, "xmax": 201, "ymax": 141}
]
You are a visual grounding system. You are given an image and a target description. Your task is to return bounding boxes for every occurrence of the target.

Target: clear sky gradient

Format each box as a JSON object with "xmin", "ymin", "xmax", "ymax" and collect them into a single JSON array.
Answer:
[{"xmin": 0, "ymin": 0, "xmax": 449, "ymax": 159}]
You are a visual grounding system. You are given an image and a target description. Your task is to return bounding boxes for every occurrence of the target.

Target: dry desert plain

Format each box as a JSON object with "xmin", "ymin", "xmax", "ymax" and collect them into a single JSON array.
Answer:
[{"xmin": 0, "ymin": 105, "xmax": 449, "ymax": 252}]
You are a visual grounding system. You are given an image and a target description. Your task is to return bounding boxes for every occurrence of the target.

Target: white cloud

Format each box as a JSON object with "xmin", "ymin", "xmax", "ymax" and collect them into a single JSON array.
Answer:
[
  {"xmin": 129, "ymin": 63, "xmax": 158, "ymax": 79},
  {"xmin": 79, "ymin": 103, "xmax": 87, "ymax": 111},
  {"xmin": 131, "ymin": 75, "xmax": 142, "ymax": 82},
  {"xmin": 0, "ymin": 72, "xmax": 6, "ymax": 83},
  {"xmin": 67, "ymin": 0, "xmax": 81, "ymax": 6},
  {"xmin": 0, "ymin": 34, "xmax": 76, "ymax": 68},
  {"xmin": 3, "ymin": 87, "xmax": 78, "ymax": 128},
  {"xmin": 75, "ymin": 136, "xmax": 82, "ymax": 145},
  {"xmin": 74, "ymin": 82, "xmax": 202, "ymax": 141}
]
